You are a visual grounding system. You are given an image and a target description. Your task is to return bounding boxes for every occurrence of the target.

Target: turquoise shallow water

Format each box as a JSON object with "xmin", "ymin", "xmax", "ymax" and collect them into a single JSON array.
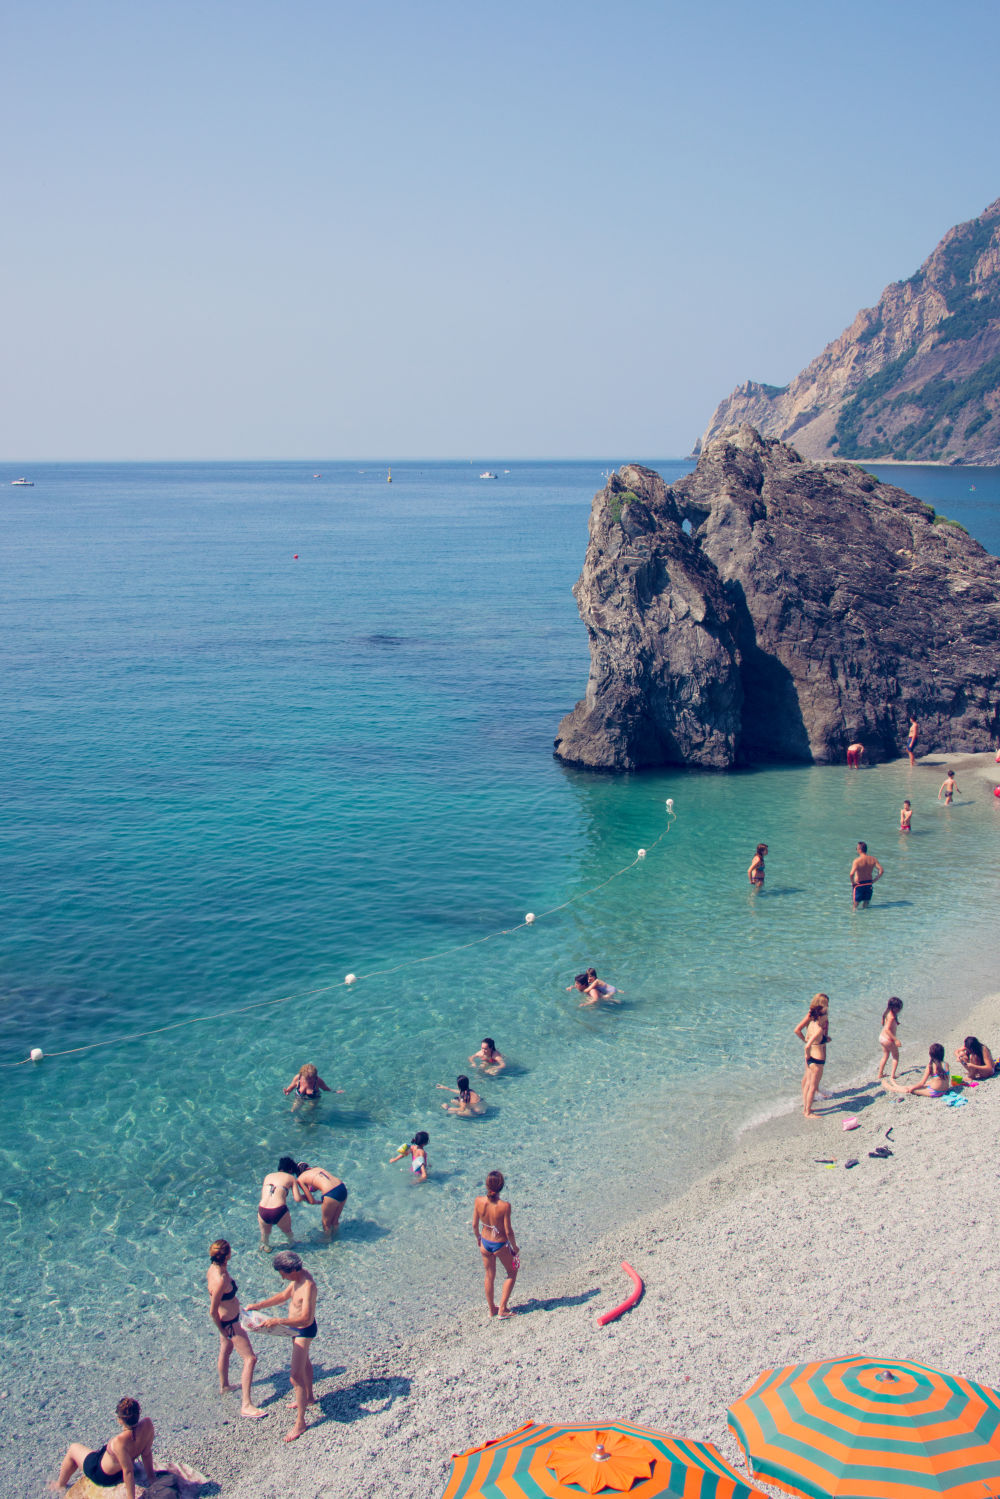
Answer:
[{"xmin": 2, "ymin": 458, "xmax": 999, "ymax": 1483}]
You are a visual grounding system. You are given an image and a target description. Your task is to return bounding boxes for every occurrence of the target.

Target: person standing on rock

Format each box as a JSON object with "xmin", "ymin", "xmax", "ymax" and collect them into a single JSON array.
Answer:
[
  {"xmin": 849, "ymin": 841, "xmax": 883, "ymax": 906},
  {"xmin": 907, "ymin": 719, "xmax": 919, "ymax": 766},
  {"xmin": 846, "ymin": 742, "xmax": 865, "ymax": 769}
]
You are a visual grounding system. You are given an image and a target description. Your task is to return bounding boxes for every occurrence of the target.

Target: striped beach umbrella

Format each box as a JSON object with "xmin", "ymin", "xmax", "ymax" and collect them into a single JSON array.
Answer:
[
  {"xmin": 442, "ymin": 1421, "xmax": 766, "ymax": 1499},
  {"xmin": 728, "ymin": 1357, "xmax": 1000, "ymax": 1499}
]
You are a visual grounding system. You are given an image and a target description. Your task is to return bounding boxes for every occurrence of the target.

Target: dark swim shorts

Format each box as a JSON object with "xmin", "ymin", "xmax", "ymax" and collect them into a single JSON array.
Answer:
[{"xmin": 853, "ymin": 882, "xmax": 873, "ymax": 905}]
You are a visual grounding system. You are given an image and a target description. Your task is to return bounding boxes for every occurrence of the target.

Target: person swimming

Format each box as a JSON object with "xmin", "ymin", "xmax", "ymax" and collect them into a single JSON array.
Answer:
[
  {"xmin": 567, "ymin": 969, "xmax": 621, "ymax": 1006},
  {"xmin": 389, "ymin": 1131, "xmax": 429, "ymax": 1180},
  {"xmin": 437, "ymin": 1075, "xmax": 485, "ymax": 1115},
  {"xmin": 469, "ymin": 1037, "xmax": 506, "ymax": 1074}
]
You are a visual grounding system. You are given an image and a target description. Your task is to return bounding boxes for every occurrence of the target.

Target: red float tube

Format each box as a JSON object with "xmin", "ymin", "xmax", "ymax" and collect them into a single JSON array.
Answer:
[{"xmin": 597, "ymin": 1260, "xmax": 644, "ymax": 1326}]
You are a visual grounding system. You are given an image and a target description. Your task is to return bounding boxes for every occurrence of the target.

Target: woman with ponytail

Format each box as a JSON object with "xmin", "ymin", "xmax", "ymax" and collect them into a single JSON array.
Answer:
[{"xmin": 472, "ymin": 1170, "xmax": 519, "ymax": 1319}]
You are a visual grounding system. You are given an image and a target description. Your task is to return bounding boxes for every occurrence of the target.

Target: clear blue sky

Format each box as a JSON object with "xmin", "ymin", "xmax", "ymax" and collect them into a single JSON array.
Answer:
[{"xmin": 4, "ymin": 0, "xmax": 1000, "ymax": 459}]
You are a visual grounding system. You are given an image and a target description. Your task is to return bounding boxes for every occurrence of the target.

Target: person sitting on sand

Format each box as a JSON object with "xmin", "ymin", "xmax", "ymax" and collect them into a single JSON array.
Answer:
[
  {"xmin": 748, "ymin": 843, "xmax": 767, "ymax": 886},
  {"xmin": 257, "ymin": 1157, "xmax": 305, "ymax": 1249},
  {"xmin": 437, "ymin": 1075, "xmax": 485, "ymax": 1115},
  {"xmin": 469, "ymin": 1036, "xmax": 506, "ymax": 1074},
  {"xmin": 473, "ymin": 1169, "xmax": 519, "ymax": 1320},
  {"xmin": 283, "ymin": 1062, "xmax": 331, "ymax": 1112},
  {"xmin": 847, "ymin": 742, "xmax": 865, "ymax": 768},
  {"xmin": 245, "ymin": 1251, "xmax": 318, "ymax": 1444},
  {"xmin": 900, "ymin": 800, "xmax": 912, "ymax": 832},
  {"xmin": 296, "ymin": 1162, "xmax": 348, "ymax": 1233},
  {"xmin": 568, "ymin": 969, "xmax": 621, "ymax": 1006},
  {"xmin": 877, "ymin": 997, "xmax": 903, "ymax": 1082},
  {"xmin": 955, "ymin": 1036, "xmax": 996, "ymax": 1080},
  {"xmin": 390, "ymin": 1130, "xmax": 429, "ymax": 1180},
  {"xmin": 902, "ymin": 1042, "xmax": 950, "ymax": 1097},
  {"xmin": 49, "ymin": 1396, "xmax": 155, "ymax": 1498},
  {"xmin": 938, "ymin": 770, "xmax": 959, "ymax": 805},
  {"xmin": 207, "ymin": 1239, "xmax": 264, "ymax": 1418}
]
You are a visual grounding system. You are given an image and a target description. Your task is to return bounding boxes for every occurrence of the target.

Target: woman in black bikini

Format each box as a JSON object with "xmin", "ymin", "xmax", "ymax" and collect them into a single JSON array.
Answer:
[
  {"xmin": 207, "ymin": 1239, "xmax": 265, "ymax": 1417},
  {"xmin": 800, "ymin": 998, "xmax": 830, "ymax": 1119},
  {"xmin": 472, "ymin": 1170, "xmax": 519, "ymax": 1319},
  {"xmin": 283, "ymin": 1062, "xmax": 331, "ymax": 1112},
  {"xmin": 49, "ymin": 1397, "xmax": 155, "ymax": 1497},
  {"xmin": 257, "ymin": 1157, "xmax": 304, "ymax": 1249}
]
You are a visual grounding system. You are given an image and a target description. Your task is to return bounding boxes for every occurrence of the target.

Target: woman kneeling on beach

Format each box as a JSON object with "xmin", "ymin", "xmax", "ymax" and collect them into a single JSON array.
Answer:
[
  {"xmin": 49, "ymin": 1396, "xmax": 155, "ymax": 1497},
  {"xmin": 473, "ymin": 1170, "xmax": 519, "ymax": 1319},
  {"xmin": 956, "ymin": 1036, "xmax": 996, "ymax": 1080},
  {"xmin": 207, "ymin": 1239, "xmax": 264, "ymax": 1417}
]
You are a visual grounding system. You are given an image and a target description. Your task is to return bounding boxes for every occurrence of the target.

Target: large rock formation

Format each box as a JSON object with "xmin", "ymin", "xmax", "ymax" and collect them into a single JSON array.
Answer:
[
  {"xmin": 554, "ymin": 427, "xmax": 1000, "ymax": 769},
  {"xmin": 698, "ymin": 198, "xmax": 1000, "ymax": 464}
]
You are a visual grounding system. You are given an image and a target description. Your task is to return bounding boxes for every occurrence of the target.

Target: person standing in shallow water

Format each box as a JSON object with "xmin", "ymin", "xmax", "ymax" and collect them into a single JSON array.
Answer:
[
  {"xmin": 473, "ymin": 1169, "xmax": 519, "ymax": 1319},
  {"xmin": 257, "ymin": 1157, "xmax": 304, "ymax": 1249},
  {"xmin": 900, "ymin": 801, "xmax": 912, "ymax": 832},
  {"xmin": 49, "ymin": 1396, "xmax": 155, "ymax": 1497},
  {"xmin": 849, "ymin": 841, "xmax": 883, "ymax": 906},
  {"xmin": 207, "ymin": 1239, "xmax": 265, "ymax": 1417},
  {"xmin": 747, "ymin": 843, "xmax": 767, "ymax": 887},
  {"xmin": 846, "ymin": 742, "xmax": 865, "ymax": 768}
]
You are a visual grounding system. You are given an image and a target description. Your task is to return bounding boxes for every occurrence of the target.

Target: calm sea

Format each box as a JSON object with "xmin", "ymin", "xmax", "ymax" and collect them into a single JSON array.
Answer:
[{"xmin": 2, "ymin": 458, "xmax": 999, "ymax": 1466}]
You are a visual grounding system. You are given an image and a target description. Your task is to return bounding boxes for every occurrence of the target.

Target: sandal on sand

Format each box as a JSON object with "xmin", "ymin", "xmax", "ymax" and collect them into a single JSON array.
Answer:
[{"xmin": 844, "ymin": 1159, "xmax": 859, "ymax": 1169}]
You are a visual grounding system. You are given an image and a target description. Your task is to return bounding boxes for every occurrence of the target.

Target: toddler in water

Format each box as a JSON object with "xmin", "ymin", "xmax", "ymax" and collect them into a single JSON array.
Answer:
[
  {"xmin": 877, "ymin": 997, "xmax": 903, "ymax": 1081},
  {"xmin": 389, "ymin": 1131, "xmax": 429, "ymax": 1181}
]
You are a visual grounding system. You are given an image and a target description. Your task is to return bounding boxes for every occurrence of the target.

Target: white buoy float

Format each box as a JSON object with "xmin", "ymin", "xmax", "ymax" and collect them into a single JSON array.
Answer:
[
  {"xmin": 665, "ymin": 798, "xmax": 674, "ymax": 812},
  {"xmin": 637, "ymin": 849, "xmax": 647, "ymax": 859},
  {"xmin": 344, "ymin": 973, "xmax": 357, "ymax": 985},
  {"xmin": 29, "ymin": 1048, "xmax": 43, "ymax": 1062},
  {"xmin": 524, "ymin": 913, "xmax": 535, "ymax": 924}
]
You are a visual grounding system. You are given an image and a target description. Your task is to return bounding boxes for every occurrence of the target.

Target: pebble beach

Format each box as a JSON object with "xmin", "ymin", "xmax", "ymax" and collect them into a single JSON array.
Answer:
[{"xmin": 159, "ymin": 987, "xmax": 1000, "ymax": 1499}]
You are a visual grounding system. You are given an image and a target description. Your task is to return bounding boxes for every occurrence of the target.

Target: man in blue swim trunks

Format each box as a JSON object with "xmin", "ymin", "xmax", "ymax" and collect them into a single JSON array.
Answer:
[{"xmin": 849, "ymin": 841, "xmax": 883, "ymax": 906}]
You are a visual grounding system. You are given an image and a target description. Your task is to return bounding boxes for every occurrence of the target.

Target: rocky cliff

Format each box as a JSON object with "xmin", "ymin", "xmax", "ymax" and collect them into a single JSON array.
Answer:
[
  {"xmin": 554, "ymin": 427, "xmax": 1000, "ymax": 770},
  {"xmin": 698, "ymin": 198, "xmax": 1000, "ymax": 464}
]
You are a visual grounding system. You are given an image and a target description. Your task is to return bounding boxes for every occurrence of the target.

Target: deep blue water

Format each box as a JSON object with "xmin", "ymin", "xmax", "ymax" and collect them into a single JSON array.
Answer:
[{"xmin": 2, "ymin": 458, "xmax": 999, "ymax": 1478}]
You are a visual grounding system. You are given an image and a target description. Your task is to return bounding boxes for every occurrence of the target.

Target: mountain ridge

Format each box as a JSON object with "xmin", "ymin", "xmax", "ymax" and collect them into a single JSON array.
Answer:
[{"xmin": 698, "ymin": 199, "xmax": 1000, "ymax": 464}]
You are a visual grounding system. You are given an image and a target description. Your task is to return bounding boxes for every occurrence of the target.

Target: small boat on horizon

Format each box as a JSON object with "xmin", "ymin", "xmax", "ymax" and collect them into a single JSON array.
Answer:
[
  {"xmin": 11, "ymin": 477, "xmax": 34, "ymax": 486},
  {"xmin": 480, "ymin": 471, "xmax": 498, "ymax": 480}
]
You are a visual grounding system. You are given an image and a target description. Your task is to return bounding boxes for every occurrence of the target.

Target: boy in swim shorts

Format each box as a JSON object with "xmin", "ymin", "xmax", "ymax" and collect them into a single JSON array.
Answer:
[
  {"xmin": 900, "ymin": 800, "xmax": 912, "ymax": 832},
  {"xmin": 938, "ymin": 771, "xmax": 958, "ymax": 804},
  {"xmin": 246, "ymin": 1251, "xmax": 318, "ymax": 1443}
]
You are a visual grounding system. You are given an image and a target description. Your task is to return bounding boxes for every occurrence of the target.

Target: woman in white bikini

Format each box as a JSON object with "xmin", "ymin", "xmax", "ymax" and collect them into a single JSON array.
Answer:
[
  {"xmin": 877, "ymin": 997, "xmax": 903, "ymax": 1082},
  {"xmin": 472, "ymin": 1170, "xmax": 519, "ymax": 1319},
  {"xmin": 207, "ymin": 1239, "xmax": 264, "ymax": 1417}
]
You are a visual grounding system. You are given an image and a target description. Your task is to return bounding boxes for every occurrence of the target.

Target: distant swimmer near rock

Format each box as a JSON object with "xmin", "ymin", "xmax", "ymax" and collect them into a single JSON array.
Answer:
[
  {"xmin": 907, "ymin": 718, "xmax": 919, "ymax": 766},
  {"xmin": 846, "ymin": 742, "xmax": 865, "ymax": 769}
]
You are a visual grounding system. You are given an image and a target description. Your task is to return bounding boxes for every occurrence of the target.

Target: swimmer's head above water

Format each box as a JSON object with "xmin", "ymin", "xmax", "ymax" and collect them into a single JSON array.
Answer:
[
  {"xmin": 277, "ymin": 1156, "xmax": 298, "ymax": 1175},
  {"xmin": 411, "ymin": 1131, "xmax": 429, "ymax": 1148}
]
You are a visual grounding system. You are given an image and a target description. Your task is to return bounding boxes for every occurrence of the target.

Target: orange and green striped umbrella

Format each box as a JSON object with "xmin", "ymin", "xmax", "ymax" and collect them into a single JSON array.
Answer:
[
  {"xmin": 442, "ymin": 1421, "xmax": 766, "ymax": 1499},
  {"xmin": 728, "ymin": 1358, "xmax": 1000, "ymax": 1499}
]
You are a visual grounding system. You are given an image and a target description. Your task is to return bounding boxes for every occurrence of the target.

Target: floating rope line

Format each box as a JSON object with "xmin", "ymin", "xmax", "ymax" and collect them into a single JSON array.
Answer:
[{"xmin": 3, "ymin": 805, "xmax": 677, "ymax": 1069}]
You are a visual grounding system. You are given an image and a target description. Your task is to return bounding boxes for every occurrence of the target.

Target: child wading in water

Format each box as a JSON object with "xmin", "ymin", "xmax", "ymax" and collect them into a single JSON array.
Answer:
[
  {"xmin": 877, "ymin": 997, "xmax": 903, "ymax": 1081},
  {"xmin": 389, "ymin": 1131, "xmax": 429, "ymax": 1181}
]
